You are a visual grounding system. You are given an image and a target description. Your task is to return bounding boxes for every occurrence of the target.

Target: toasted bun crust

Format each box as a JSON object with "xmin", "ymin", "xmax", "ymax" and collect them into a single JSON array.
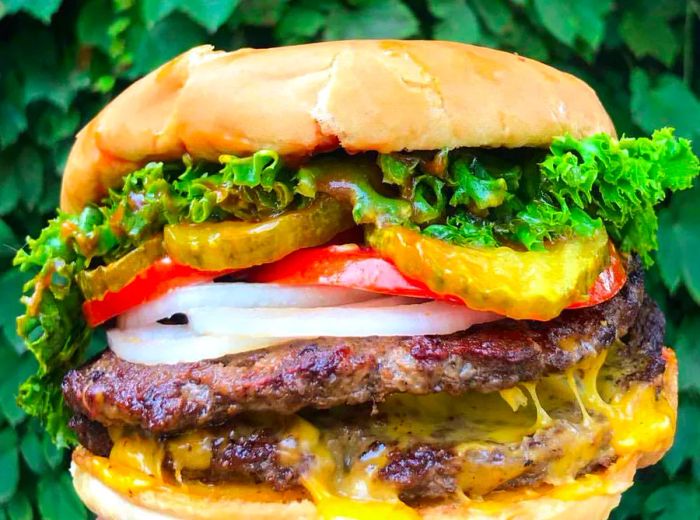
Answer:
[
  {"xmin": 71, "ymin": 350, "xmax": 676, "ymax": 520},
  {"xmin": 71, "ymin": 457, "xmax": 625, "ymax": 520},
  {"xmin": 61, "ymin": 40, "xmax": 615, "ymax": 213}
]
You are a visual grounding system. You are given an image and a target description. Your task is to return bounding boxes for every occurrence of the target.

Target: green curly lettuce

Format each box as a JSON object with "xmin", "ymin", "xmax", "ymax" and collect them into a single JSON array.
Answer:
[
  {"xmin": 377, "ymin": 128, "xmax": 699, "ymax": 262},
  {"xmin": 14, "ymin": 150, "xmax": 302, "ymax": 446}
]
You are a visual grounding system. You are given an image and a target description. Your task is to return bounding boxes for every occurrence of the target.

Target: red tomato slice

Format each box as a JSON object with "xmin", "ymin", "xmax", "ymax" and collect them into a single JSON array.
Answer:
[
  {"xmin": 248, "ymin": 242, "xmax": 627, "ymax": 312},
  {"xmin": 568, "ymin": 242, "xmax": 626, "ymax": 309},
  {"xmin": 246, "ymin": 244, "xmax": 459, "ymax": 301},
  {"xmin": 82, "ymin": 257, "xmax": 234, "ymax": 326},
  {"xmin": 83, "ymin": 241, "xmax": 626, "ymax": 326}
]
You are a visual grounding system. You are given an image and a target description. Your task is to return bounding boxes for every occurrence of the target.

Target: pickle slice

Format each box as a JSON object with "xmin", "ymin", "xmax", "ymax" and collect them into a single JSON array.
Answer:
[
  {"xmin": 367, "ymin": 226, "xmax": 610, "ymax": 320},
  {"xmin": 77, "ymin": 237, "xmax": 164, "ymax": 300},
  {"xmin": 164, "ymin": 196, "xmax": 354, "ymax": 271}
]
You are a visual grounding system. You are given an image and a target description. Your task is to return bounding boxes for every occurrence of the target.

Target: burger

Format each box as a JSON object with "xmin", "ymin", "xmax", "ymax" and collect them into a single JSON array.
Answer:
[{"xmin": 14, "ymin": 40, "xmax": 697, "ymax": 520}]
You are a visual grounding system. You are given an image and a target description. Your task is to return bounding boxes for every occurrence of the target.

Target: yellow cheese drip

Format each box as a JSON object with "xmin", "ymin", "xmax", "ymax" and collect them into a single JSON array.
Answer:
[
  {"xmin": 523, "ymin": 382, "xmax": 553, "ymax": 429},
  {"xmin": 109, "ymin": 427, "xmax": 164, "ymax": 480},
  {"xmin": 100, "ymin": 348, "xmax": 675, "ymax": 519},
  {"xmin": 499, "ymin": 386, "xmax": 528, "ymax": 412},
  {"xmin": 566, "ymin": 368, "xmax": 593, "ymax": 426},
  {"xmin": 167, "ymin": 431, "xmax": 213, "ymax": 482},
  {"xmin": 288, "ymin": 418, "xmax": 421, "ymax": 520}
]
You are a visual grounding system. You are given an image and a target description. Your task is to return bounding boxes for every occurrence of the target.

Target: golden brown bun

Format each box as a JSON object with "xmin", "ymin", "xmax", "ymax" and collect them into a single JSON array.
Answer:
[
  {"xmin": 61, "ymin": 40, "xmax": 615, "ymax": 213},
  {"xmin": 71, "ymin": 456, "xmax": 626, "ymax": 520},
  {"xmin": 70, "ymin": 349, "xmax": 677, "ymax": 520}
]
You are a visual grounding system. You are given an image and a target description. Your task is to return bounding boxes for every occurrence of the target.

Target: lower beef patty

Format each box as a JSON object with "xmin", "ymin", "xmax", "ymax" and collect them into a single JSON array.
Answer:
[
  {"xmin": 63, "ymin": 258, "xmax": 647, "ymax": 434},
  {"xmin": 72, "ymin": 322, "xmax": 663, "ymax": 501},
  {"xmin": 70, "ymin": 290, "xmax": 665, "ymax": 502}
]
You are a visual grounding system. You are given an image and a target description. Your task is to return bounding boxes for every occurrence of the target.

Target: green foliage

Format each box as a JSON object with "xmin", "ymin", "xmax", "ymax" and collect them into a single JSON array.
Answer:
[
  {"xmin": 532, "ymin": 0, "xmax": 613, "ymax": 56},
  {"xmin": 0, "ymin": 0, "xmax": 699, "ymax": 517},
  {"xmin": 429, "ymin": 0, "xmax": 482, "ymax": 42}
]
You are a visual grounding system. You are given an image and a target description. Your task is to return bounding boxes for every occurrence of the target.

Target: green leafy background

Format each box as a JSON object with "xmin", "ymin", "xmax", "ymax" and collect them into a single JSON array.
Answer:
[{"xmin": 0, "ymin": 0, "xmax": 698, "ymax": 517}]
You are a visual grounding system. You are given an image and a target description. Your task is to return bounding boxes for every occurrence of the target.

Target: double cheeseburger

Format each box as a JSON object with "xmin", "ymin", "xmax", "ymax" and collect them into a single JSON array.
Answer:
[{"xmin": 15, "ymin": 41, "xmax": 698, "ymax": 520}]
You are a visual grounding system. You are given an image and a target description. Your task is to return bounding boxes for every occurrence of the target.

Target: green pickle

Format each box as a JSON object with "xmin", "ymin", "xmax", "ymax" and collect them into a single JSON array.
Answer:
[
  {"xmin": 77, "ymin": 237, "xmax": 165, "ymax": 300},
  {"xmin": 164, "ymin": 195, "xmax": 354, "ymax": 271},
  {"xmin": 367, "ymin": 225, "xmax": 610, "ymax": 320}
]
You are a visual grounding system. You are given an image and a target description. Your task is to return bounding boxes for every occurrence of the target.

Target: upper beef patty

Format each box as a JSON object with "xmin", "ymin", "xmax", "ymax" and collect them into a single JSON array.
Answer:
[
  {"xmin": 70, "ymin": 315, "xmax": 665, "ymax": 502},
  {"xmin": 63, "ymin": 258, "xmax": 647, "ymax": 434}
]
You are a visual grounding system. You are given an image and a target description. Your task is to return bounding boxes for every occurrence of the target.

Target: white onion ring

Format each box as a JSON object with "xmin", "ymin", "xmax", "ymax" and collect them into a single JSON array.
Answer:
[
  {"xmin": 119, "ymin": 283, "xmax": 380, "ymax": 329},
  {"xmin": 108, "ymin": 326, "xmax": 293, "ymax": 365},
  {"xmin": 341, "ymin": 296, "xmax": 422, "ymax": 308},
  {"xmin": 186, "ymin": 301, "xmax": 500, "ymax": 338},
  {"xmin": 110, "ymin": 284, "xmax": 502, "ymax": 365}
]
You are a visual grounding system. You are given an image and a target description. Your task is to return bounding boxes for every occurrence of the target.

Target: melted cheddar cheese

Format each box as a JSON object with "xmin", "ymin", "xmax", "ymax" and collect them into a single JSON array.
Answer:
[{"xmin": 101, "ymin": 348, "xmax": 676, "ymax": 520}]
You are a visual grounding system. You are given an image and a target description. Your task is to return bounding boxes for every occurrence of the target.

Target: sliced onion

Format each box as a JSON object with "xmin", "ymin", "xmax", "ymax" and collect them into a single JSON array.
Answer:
[
  {"xmin": 187, "ymin": 301, "xmax": 501, "ymax": 338},
  {"xmin": 108, "ymin": 326, "xmax": 292, "ymax": 365},
  {"xmin": 341, "ymin": 296, "xmax": 423, "ymax": 308},
  {"xmin": 119, "ymin": 283, "xmax": 379, "ymax": 329}
]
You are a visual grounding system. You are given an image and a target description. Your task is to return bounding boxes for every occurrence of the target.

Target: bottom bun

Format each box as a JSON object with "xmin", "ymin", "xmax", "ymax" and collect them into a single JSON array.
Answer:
[
  {"xmin": 71, "ymin": 454, "xmax": 630, "ymax": 520},
  {"xmin": 71, "ymin": 349, "xmax": 678, "ymax": 520}
]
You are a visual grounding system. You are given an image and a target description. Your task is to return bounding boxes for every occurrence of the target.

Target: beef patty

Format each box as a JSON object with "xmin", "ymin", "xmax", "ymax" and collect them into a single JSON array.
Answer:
[
  {"xmin": 63, "ymin": 258, "xmax": 647, "ymax": 434},
  {"xmin": 70, "ymin": 313, "xmax": 665, "ymax": 502}
]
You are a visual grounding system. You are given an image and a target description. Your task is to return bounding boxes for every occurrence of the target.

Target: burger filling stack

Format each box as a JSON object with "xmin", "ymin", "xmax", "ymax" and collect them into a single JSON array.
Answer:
[{"xmin": 14, "ymin": 41, "xmax": 698, "ymax": 520}]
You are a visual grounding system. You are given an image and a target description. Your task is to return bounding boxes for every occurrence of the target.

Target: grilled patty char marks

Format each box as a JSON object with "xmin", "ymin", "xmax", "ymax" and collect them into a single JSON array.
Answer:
[
  {"xmin": 63, "ymin": 259, "xmax": 646, "ymax": 433},
  {"xmin": 72, "ymin": 403, "xmax": 617, "ymax": 501},
  {"xmin": 69, "ymin": 300, "xmax": 664, "ymax": 502}
]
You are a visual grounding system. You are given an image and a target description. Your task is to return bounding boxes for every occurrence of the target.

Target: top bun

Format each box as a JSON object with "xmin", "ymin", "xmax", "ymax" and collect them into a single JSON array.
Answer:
[{"xmin": 60, "ymin": 40, "xmax": 615, "ymax": 212}]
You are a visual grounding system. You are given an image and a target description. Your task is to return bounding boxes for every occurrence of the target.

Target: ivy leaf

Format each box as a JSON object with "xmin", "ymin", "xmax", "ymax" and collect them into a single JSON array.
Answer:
[
  {"xmin": 37, "ymin": 473, "xmax": 86, "ymax": 520},
  {"xmin": 643, "ymin": 482, "xmax": 700, "ymax": 520},
  {"xmin": 675, "ymin": 315, "xmax": 700, "ymax": 393},
  {"xmin": 0, "ymin": 154, "xmax": 20, "ymax": 217},
  {"xmin": 501, "ymin": 21, "xmax": 550, "ymax": 61},
  {"xmin": 613, "ymin": 474, "xmax": 664, "ymax": 520},
  {"xmin": 178, "ymin": 0, "xmax": 240, "ymax": 32},
  {"xmin": 0, "ymin": 220, "xmax": 18, "ymax": 261},
  {"xmin": 236, "ymin": 0, "xmax": 287, "ymax": 27},
  {"xmin": 126, "ymin": 14, "xmax": 207, "ymax": 77},
  {"xmin": 657, "ymin": 208, "xmax": 682, "ymax": 292},
  {"xmin": 0, "ymin": 346, "xmax": 23, "ymax": 427},
  {"xmin": 2, "ymin": 0, "xmax": 62, "ymax": 23},
  {"xmin": 631, "ymin": 69, "xmax": 700, "ymax": 147},
  {"xmin": 76, "ymin": 0, "xmax": 113, "ymax": 51},
  {"xmin": 663, "ymin": 397, "xmax": 700, "ymax": 477},
  {"xmin": 13, "ymin": 145, "xmax": 44, "ymax": 211},
  {"xmin": 655, "ymin": 186, "xmax": 700, "ymax": 302},
  {"xmin": 275, "ymin": 5, "xmax": 325, "ymax": 43},
  {"xmin": 20, "ymin": 428, "xmax": 49, "ymax": 474},
  {"xmin": 32, "ymin": 107, "xmax": 80, "ymax": 148},
  {"xmin": 13, "ymin": 27, "xmax": 90, "ymax": 111},
  {"xmin": 0, "ymin": 269, "xmax": 26, "ymax": 352},
  {"xmin": 42, "ymin": 434, "xmax": 64, "ymax": 469},
  {"xmin": 619, "ymin": 0, "xmax": 682, "ymax": 66},
  {"xmin": 531, "ymin": 0, "xmax": 612, "ymax": 54},
  {"xmin": 324, "ymin": 0, "xmax": 419, "ymax": 39},
  {"xmin": 0, "ymin": 354, "xmax": 36, "ymax": 426},
  {"xmin": 0, "ymin": 102, "xmax": 27, "ymax": 149},
  {"xmin": 428, "ymin": 0, "xmax": 482, "ymax": 43},
  {"xmin": 6, "ymin": 491, "xmax": 31, "ymax": 520},
  {"xmin": 0, "ymin": 428, "xmax": 19, "ymax": 503},
  {"xmin": 140, "ymin": 0, "xmax": 180, "ymax": 27},
  {"xmin": 470, "ymin": 0, "xmax": 513, "ymax": 36}
]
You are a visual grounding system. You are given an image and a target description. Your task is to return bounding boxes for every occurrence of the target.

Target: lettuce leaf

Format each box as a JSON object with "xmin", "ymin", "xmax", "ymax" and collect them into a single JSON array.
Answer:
[
  {"xmin": 13, "ymin": 151, "xmax": 301, "ymax": 445},
  {"xmin": 536, "ymin": 128, "xmax": 699, "ymax": 263},
  {"xmin": 377, "ymin": 128, "xmax": 699, "ymax": 260}
]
